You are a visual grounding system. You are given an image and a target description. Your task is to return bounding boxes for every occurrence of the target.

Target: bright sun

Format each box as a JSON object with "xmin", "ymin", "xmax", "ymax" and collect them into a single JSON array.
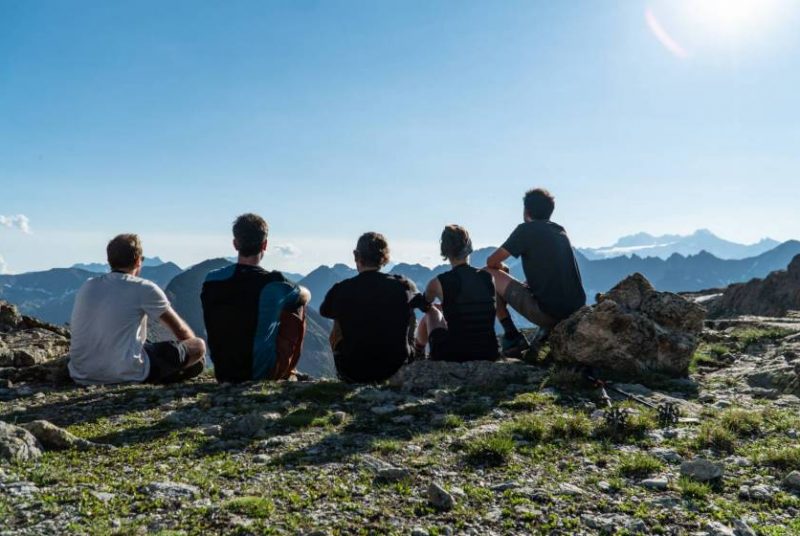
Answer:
[{"xmin": 646, "ymin": 0, "xmax": 796, "ymax": 58}]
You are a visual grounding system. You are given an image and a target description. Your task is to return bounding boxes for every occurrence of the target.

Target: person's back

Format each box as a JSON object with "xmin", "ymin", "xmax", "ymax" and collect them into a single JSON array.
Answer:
[
  {"xmin": 201, "ymin": 213, "xmax": 310, "ymax": 383},
  {"xmin": 202, "ymin": 264, "xmax": 302, "ymax": 382},
  {"xmin": 320, "ymin": 232, "xmax": 417, "ymax": 383},
  {"xmin": 69, "ymin": 234, "xmax": 206, "ymax": 385},
  {"xmin": 69, "ymin": 272, "xmax": 164, "ymax": 384},
  {"xmin": 437, "ymin": 264, "xmax": 499, "ymax": 361},
  {"xmin": 503, "ymin": 219, "xmax": 585, "ymax": 320}
]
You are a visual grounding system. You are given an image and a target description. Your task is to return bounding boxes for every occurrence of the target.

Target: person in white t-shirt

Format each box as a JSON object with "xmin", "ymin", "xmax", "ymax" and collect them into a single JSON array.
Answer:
[{"xmin": 68, "ymin": 234, "xmax": 206, "ymax": 385}]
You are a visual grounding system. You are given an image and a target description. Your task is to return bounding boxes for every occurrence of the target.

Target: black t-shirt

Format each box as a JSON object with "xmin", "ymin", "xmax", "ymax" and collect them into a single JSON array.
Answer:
[
  {"xmin": 320, "ymin": 270, "xmax": 417, "ymax": 383},
  {"xmin": 501, "ymin": 220, "xmax": 586, "ymax": 320},
  {"xmin": 201, "ymin": 264, "xmax": 300, "ymax": 383}
]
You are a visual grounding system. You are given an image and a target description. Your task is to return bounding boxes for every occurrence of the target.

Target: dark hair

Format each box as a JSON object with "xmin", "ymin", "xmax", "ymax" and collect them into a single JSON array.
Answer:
[
  {"xmin": 107, "ymin": 233, "xmax": 143, "ymax": 271},
  {"xmin": 523, "ymin": 188, "xmax": 555, "ymax": 220},
  {"xmin": 440, "ymin": 224, "xmax": 473, "ymax": 260},
  {"xmin": 233, "ymin": 213, "xmax": 269, "ymax": 257},
  {"xmin": 355, "ymin": 232, "xmax": 390, "ymax": 268}
]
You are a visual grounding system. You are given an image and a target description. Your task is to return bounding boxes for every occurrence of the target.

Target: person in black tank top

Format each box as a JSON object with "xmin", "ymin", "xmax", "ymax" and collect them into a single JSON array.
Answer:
[{"xmin": 415, "ymin": 225, "xmax": 499, "ymax": 362}]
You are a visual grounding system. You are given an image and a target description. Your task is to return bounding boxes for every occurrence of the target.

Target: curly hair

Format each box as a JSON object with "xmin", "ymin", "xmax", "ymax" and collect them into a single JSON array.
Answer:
[{"xmin": 355, "ymin": 232, "xmax": 390, "ymax": 268}]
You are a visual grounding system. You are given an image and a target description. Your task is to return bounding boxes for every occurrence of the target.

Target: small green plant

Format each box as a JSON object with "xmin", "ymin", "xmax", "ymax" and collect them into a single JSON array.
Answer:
[
  {"xmin": 281, "ymin": 408, "xmax": 329, "ymax": 428},
  {"xmin": 439, "ymin": 414, "xmax": 465, "ymax": 430},
  {"xmin": 505, "ymin": 414, "xmax": 547, "ymax": 442},
  {"xmin": 733, "ymin": 327, "xmax": 793, "ymax": 348},
  {"xmin": 542, "ymin": 367, "xmax": 589, "ymax": 391},
  {"xmin": 757, "ymin": 446, "xmax": 800, "ymax": 470},
  {"xmin": 548, "ymin": 412, "xmax": 592, "ymax": 440},
  {"xmin": 616, "ymin": 453, "xmax": 664, "ymax": 478},
  {"xmin": 223, "ymin": 496, "xmax": 275, "ymax": 518},
  {"xmin": 295, "ymin": 382, "xmax": 354, "ymax": 403},
  {"xmin": 501, "ymin": 392, "xmax": 552, "ymax": 411},
  {"xmin": 678, "ymin": 477, "xmax": 711, "ymax": 500},
  {"xmin": 695, "ymin": 422, "xmax": 737, "ymax": 454},
  {"xmin": 718, "ymin": 408, "xmax": 763, "ymax": 438},
  {"xmin": 371, "ymin": 438, "xmax": 403, "ymax": 454},
  {"xmin": 464, "ymin": 432, "xmax": 515, "ymax": 467}
]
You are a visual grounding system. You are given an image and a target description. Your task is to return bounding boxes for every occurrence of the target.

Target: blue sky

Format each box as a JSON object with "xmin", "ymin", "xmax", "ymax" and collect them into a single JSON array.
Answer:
[{"xmin": 2, "ymin": 0, "xmax": 800, "ymax": 274}]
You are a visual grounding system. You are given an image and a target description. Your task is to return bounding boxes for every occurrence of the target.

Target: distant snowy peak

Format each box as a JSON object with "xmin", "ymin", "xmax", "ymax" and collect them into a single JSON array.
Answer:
[{"xmin": 580, "ymin": 230, "xmax": 780, "ymax": 260}]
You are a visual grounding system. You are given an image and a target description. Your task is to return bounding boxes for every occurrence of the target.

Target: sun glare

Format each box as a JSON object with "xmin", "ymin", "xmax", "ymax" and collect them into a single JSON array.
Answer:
[{"xmin": 646, "ymin": 0, "xmax": 798, "ymax": 58}]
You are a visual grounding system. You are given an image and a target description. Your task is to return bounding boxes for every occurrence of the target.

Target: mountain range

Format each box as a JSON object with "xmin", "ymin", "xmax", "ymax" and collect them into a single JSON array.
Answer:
[
  {"xmin": 3, "ymin": 233, "xmax": 800, "ymax": 379},
  {"xmin": 578, "ymin": 229, "xmax": 780, "ymax": 261}
]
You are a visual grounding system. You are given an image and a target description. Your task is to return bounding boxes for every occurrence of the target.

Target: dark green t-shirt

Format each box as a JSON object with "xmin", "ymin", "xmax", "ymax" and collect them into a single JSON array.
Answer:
[{"xmin": 501, "ymin": 220, "xmax": 586, "ymax": 320}]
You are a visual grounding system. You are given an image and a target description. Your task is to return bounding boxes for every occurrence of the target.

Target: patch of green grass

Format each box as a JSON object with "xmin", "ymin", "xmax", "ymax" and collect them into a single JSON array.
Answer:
[
  {"xmin": 464, "ymin": 432, "xmax": 515, "ymax": 467},
  {"xmin": 504, "ymin": 414, "xmax": 547, "ymax": 442},
  {"xmin": 438, "ymin": 414, "xmax": 464, "ymax": 430},
  {"xmin": 677, "ymin": 477, "xmax": 711, "ymax": 500},
  {"xmin": 501, "ymin": 392, "xmax": 553, "ymax": 411},
  {"xmin": 695, "ymin": 422, "xmax": 737, "ymax": 454},
  {"xmin": 718, "ymin": 408, "xmax": 763, "ymax": 438},
  {"xmin": 732, "ymin": 327, "xmax": 793, "ymax": 347},
  {"xmin": 597, "ymin": 408, "xmax": 658, "ymax": 441},
  {"xmin": 542, "ymin": 367, "xmax": 589, "ymax": 391},
  {"xmin": 548, "ymin": 412, "xmax": 592, "ymax": 440},
  {"xmin": 371, "ymin": 438, "xmax": 403, "ymax": 455},
  {"xmin": 616, "ymin": 453, "xmax": 664, "ymax": 478},
  {"xmin": 690, "ymin": 342, "xmax": 731, "ymax": 372},
  {"xmin": 223, "ymin": 496, "xmax": 276, "ymax": 518},
  {"xmin": 280, "ymin": 408, "xmax": 329, "ymax": 428},
  {"xmin": 756, "ymin": 446, "xmax": 800, "ymax": 471}
]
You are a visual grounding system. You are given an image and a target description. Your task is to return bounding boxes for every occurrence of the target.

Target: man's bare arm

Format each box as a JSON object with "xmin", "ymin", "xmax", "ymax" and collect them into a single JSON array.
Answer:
[
  {"xmin": 424, "ymin": 278, "xmax": 443, "ymax": 304},
  {"xmin": 486, "ymin": 248, "xmax": 511, "ymax": 270},
  {"xmin": 159, "ymin": 307, "xmax": 196, "ymax": 341}
]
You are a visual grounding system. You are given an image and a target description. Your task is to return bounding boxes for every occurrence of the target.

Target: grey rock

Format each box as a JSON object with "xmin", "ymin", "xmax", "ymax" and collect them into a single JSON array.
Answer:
[
  {"xmin": 680, "ymin": 458, "xmax": 723, "ymax": 482},
  {"xmin": 582, "ymin": 513, "xmax": 646, "ymax": 534},
  {"xmin": 706, "ymin": 521, "xmax": 736, "ymax": 536},
  {"xmin": 142, "ymin": 481, "xmax": 201, "ymax": 501},
  {"xmin": 783, "ymin": 471, "xmax": 800, "ymax": 491},
  {"xmin": 329, "ymin": 411, "xmax": 347, "ymax": 425},
  {"xmin": 389, "ymin": 359, "xmax": 542, "ymax": 393},
  {"xmin": 550, "ymin": 274, "xmax": 705, "ymax": 376},
  {"xmin": 558, "ymin": 483, "xmax": 585, "ymax": 496},
  {"xmin": 370, "ymin": 404, "xmax": 397, "ymax": 415},
  {"xmin": 230, "ymin": 411, "xmax": 281, "ymax": 437},
  {"xmin": 374, "ymin": 467, "xmax": 411, "ymax": 484},
  {"xmin": 427, "ymin": 482, "xmax": 455, "ymax": 511},
  {"xmin": 650, "ymin": 447, "xmax": 683, "ymax": 464},
  {"xmin": 640, "ymin": 477, "xmax": 668, "ymax": 490},
  {"xmin": 0, "ymin": 420, "xmax": 42, "ymax": 462},
  {"xmin": 733, "ymin": 518, "xmax": 757, "ymax": 536}
]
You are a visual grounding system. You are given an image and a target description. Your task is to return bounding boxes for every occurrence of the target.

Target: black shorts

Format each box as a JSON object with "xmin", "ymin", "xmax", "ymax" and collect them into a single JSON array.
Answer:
[
  {"xmin": 145, "ymin": 341, "xmax": 202, "ymax": 384},
  {"xmin": 429, "ymin": 328, "xmax": 498, "ymax": 363}
]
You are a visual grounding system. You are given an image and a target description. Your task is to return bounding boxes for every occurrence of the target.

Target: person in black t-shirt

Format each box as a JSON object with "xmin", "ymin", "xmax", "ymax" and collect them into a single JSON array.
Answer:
[
  {"xmin": 415, "ymin": 225, "xmax": 499, "ymax": 362},
  {"xmin": 201, "ymin": 213, "xmax": 311, "ymax": 383},
  {"xmin": 485, "ymin": 189, "xmax": 586, "ymax": 357},
  {"xmin": 320, "ymin": 232, "xmax": 419, "ymax": 383}
]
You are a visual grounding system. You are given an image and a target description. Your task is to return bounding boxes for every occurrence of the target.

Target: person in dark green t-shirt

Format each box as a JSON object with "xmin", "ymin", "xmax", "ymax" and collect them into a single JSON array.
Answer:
[{"xmin": 485, "ymin": 188, "xmax": 587, "ymax": 357}]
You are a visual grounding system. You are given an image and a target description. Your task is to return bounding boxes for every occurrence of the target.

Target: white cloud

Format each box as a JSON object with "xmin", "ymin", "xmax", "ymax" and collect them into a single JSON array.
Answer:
[
  {"xmin": 269, "ymin": 243, "xmax": 301, "ymax": 258},
  {"xmin": 0, "ymin": 214, "xmax": 32, "ymax": 234},
  {"xmin": 0, "ymin": 255, "xmax": 7, "ymax": 274}
]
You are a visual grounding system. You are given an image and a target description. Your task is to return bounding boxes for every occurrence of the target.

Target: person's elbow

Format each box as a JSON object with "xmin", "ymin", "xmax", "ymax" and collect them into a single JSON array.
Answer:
[{"xmin": 297, "ymin": 286, "xmax": 311, "ymax": 306}]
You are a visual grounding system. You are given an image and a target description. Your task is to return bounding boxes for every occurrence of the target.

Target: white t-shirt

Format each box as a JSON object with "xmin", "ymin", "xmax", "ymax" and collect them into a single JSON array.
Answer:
[{"xmin": 68, "ymin": 272, "xmax": 170, "ymax": 385}]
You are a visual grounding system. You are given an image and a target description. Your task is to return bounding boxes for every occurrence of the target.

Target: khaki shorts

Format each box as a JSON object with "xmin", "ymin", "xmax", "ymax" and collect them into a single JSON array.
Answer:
[{"xmin": 503, "ymin": 279, "xmax": 557, "ymax": 329}]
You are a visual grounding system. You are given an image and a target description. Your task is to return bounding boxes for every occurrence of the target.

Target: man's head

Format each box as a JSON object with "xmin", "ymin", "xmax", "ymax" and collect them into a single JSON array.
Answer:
[
  {"xmin": 440, "ymin": 224, "xmax": 473, "ymax": 261},
  {"xmin": 233, "ymin": 213, "xmax": 269, "ymax": 260},
  {"xmin": 107, "ymin": 234, "xmax": 143, "ymax": 275},
  {"xmin": 353, "ymin": 232, "xmax": 390, "ymax": 272},
  {"xmin": 523, "ymin": 188, "xmax": 555, "ymax": 221}
]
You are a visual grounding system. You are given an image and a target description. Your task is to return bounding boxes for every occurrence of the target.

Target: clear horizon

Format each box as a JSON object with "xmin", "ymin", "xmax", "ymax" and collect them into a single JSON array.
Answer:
[{"xmin": 3, "ymin": 1, "xmax": 800, "ymax": 274}]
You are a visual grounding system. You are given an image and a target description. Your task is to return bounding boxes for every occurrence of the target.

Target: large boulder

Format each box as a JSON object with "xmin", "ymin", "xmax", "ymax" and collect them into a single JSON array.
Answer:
[
  {"xmin": 550, "ymin": 273, "xmax": 706, "ymax": 376},
  {"xmin": 708, "ymin": 255, "xmax": 800, "ymax": 318}
]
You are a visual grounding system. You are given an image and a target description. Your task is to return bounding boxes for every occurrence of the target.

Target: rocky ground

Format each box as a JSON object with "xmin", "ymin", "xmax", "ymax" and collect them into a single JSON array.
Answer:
[{"xmin": 1, "ymin": 315, "xmax": 800, "ymax": 535}]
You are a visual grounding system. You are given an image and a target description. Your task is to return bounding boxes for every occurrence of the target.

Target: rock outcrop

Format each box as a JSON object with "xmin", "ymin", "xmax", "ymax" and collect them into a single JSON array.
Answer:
[
  {"xmin": 707, "ymin": 255, "xmax": 800, "ymax": 318},
  {"xmin": 0, "ymin": 301, "xmax": 72, "ymax": 385},
  {"xmin": 550, "ymin": 274, "xmax": 706, "ymax": 376},
  {"xmin": 0, "ymin": 420, "xmax": 43, "ymax": 462}
]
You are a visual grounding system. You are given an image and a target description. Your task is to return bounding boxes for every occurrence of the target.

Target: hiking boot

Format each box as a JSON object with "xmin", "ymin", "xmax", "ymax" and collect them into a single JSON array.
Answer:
[{"xmin": 501, "ymin": 333, "xmax": 530, "ymax": 358}]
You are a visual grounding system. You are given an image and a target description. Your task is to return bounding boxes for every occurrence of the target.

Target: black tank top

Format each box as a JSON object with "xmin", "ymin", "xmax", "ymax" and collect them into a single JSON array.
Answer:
[{"xmin": 437, "ymin": 264, "xmax": 499, "ymax": 359}]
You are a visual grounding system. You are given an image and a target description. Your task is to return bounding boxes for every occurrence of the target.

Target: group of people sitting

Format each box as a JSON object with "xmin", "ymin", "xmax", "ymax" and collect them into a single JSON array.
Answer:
[{"xmin": 67, "ymin": 188, "xmax": 586, "ymax": 386}]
